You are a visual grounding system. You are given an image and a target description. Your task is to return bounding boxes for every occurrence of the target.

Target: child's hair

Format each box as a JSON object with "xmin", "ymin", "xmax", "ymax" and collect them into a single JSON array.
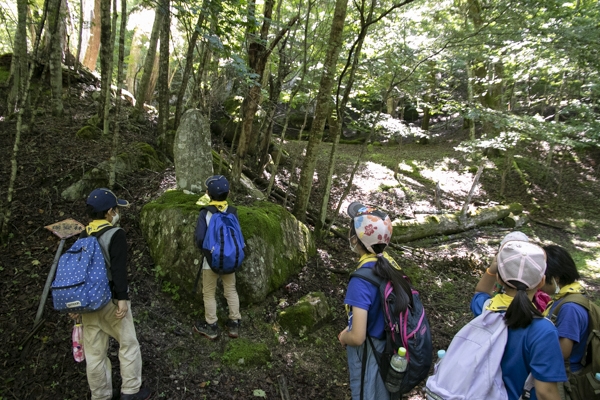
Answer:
[
  {"xmin": 499, "ymin": 271, "xmax": 543, "ymax": 329},
  {"xmin": 543, "ymin": 244, "xmax": 580, "ymax": 285},
  {"xmin": 351, "ymin": 225, "xmax": 412, "ymax": 314},
  {"xmin": 87, "ymin": 204, "xmax": 113, "ymax": 220},
  {"xmin": 209, "ymin": 192, "xmax": 228, "ymax": 201}
]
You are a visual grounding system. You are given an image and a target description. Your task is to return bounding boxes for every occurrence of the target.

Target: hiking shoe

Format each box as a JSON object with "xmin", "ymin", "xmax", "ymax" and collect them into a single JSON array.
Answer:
[
  {"xmin": 227, "ymin": 319, "xmax": 240, "ymax": 338},
  {"xmin": 194, "ymin": 321, "xmax": 219, "ymax": 339},
  {"xmin": 121, "ymin": 386, "xmax": 151, "ymax": 400}
]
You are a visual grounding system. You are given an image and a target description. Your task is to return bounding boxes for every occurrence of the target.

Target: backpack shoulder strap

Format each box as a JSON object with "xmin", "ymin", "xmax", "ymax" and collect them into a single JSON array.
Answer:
[
  {"xmin": 202, "ymin": 205, "xmax": 220, "ymax": 214},
  {"xmin": 97, "ymin": 227, "xmax": 122, "ymax": 280},
  {"xmin": 350, "ymin": 266, "xmax": 383, "ymax": 288},
  {"xmin": 552, "ymin": 293, "xmax": 590, "ymax": 320}
]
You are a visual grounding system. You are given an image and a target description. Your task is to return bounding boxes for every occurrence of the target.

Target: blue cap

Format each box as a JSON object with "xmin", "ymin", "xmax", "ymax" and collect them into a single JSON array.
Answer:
[
  {"xmin": 205, "ymin": 175, "xmax": 229, "ymax": 198},
  {"xmin": 86, "ymin": 188, "xmax": 129, "ymax": 213}
]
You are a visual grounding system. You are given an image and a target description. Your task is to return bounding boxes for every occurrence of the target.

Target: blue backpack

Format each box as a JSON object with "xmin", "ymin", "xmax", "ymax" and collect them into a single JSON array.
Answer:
[
  {"xmin": 201, "ymin": 205, "xmax": 245, "ymax": 274},
  {"xmin": 51, "ymin": 228, "xmax": 120, "ymax": 313},
  {"xmin": 351, "ymin": 266, "xmax": 433, "ymax": 397}
]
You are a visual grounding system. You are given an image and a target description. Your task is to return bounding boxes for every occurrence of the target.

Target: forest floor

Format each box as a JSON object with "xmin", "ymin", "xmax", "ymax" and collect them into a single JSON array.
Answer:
[{"xmin": 1, "ymin": 74, "xmax": 600, "ymax": 400}]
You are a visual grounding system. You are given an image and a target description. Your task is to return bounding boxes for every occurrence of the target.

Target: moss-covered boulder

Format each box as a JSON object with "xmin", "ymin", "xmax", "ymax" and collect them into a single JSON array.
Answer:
[
  {"xmin": 277, "ymin": 292, "xmax": 331, "ymax": 337},
  {"xmin": 140, "ymin": 191, "xmax": 315, "ymax": 305},
  {"xmin": 61, "ymin": 142, "xmax": 165, "ymax": 201},
  {"xmin": 221, "ymin": 338, "xmax": 272, "ymax": 368}
]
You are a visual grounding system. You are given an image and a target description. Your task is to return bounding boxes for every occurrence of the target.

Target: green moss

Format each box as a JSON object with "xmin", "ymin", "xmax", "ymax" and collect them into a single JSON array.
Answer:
[
  {"xmin": 135, "ymin": 142, "xmax": 165, "ymax": 171},
  {"xmin": 237, "ymin": 201, "xmax": 285, "ymax": 242},
  {"xmin": 0, "ymin": 68, "xmax": 10, "ymax": 83},
  {"xmin": 76, "ymin": 125, "xmax": 101, "ymax": 139},
  {"xmin": 277, "ymin": 292, "xmax": 329, "ymax": 337},
  {"xmin": 221, "ymin": 338, "xmax": 271, "ymax": 368},
  {"xmin": 143, "ymin": 190, "xmax": 202, "ymax": 214}
]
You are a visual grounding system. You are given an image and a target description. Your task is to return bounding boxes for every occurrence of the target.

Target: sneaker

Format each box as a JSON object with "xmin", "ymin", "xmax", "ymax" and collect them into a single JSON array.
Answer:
[
  {"xmin": 226, "ymin": 319, "xmax": 240, "ymax": 338},
  {"xmin": 194, "ymin": 321, "xmax": 219, "ymax": 339},
  {"xmin": 121, "ymin": 387, "xmax": 151, "ymax": 400}
]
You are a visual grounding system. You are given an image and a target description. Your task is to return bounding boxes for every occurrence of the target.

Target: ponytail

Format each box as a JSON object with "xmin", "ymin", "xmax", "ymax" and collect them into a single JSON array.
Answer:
[
  {"xmin": 503, "ymin": 280, "xmax": 542, "ymax": 329},
  {"xmin": 371, "ymin": 244, "xmax": 412, "ymax": 314}
]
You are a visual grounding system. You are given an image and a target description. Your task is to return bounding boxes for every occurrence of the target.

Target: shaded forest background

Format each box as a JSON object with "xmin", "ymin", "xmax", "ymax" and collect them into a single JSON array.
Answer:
[{"xmin": 1, "ymin": 0, "xmax": 600, "ymax": 398}]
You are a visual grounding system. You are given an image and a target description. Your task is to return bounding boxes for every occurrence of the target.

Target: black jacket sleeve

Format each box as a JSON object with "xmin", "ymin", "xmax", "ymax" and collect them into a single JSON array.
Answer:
[{"xmin": 107, "ymin": 228, "xmax": 129, "ymax": 300}]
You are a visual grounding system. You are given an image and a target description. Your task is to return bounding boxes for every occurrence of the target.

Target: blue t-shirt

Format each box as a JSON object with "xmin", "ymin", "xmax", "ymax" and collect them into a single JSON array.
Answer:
[
  {"xmin": 548, "ymin": 299, "xmax": 589, "ymax": 372},
  {"xmin": 471, "ymin": 293, "xmax": 566, "ymax": 400},
  {"xmin": 344, "ymin": 263, "xmax": 385, "ymax": 340}
]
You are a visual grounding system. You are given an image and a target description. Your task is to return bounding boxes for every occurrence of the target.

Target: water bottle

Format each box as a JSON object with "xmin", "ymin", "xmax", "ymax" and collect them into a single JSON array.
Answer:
[
  {"xmin": 434, "ymin": 349, "xmax": 445, "ymax": 374},
  {"xmin": 385, "ymin": 347, "xmax": 407, "ymax": 393},
  {"xmin": 72, "ymin": 323, "xmax": 85, "ymax": 362},
  {"xmin": 596, "ymin": 373, "xmax": 600, "ymax": 382}
]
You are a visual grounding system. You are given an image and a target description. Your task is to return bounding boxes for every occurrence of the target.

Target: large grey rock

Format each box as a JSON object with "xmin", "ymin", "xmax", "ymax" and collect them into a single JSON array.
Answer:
[
  {"xmin": 277, "ymin": 292, "xmax": 331, "ymax": 337},
  {"xmin": 174, "ymin": 109, "xmax": 212, "ymax": 193},
  {"xmin": 140, "ymin": 191, "xmax": 315, "ymax": 305}
]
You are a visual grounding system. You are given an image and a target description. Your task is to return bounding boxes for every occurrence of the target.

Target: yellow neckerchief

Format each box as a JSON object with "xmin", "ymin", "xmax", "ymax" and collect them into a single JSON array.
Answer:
[
  {"xmin": 208, "ymin": 200, "xmax": 228, "ymax": 212},
  {"xmin": 86, "ymin": 219, "xmax": 113, "ymax": 235},
  {"xmin": 354, "ymin": 251, "xmax": 401, "ymax": 270},
  {"xmin": 485, "ymin": 293, "xmax": 514, "ymax": 311},
  {"xmin": 542, "ymin": 282, "xmax": 585, "ymax": 317}
]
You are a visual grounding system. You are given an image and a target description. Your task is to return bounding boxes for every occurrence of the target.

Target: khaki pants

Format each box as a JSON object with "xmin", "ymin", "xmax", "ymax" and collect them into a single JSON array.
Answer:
[
  {"xmin": 81, "ymin": 301, "xmax": 142, "ymax": 400},
  {"xmin": 202, "ymin": 269, "xmax": 241, "ymax": 324}
]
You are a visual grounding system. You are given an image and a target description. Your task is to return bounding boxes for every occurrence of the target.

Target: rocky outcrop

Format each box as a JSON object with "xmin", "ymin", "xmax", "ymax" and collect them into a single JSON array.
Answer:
[
  {"xmin": 140, "ymin": 191, "xmax": 315, "ymax": 305},
  {"xmin": 61, "ymin": 142, "xmax": 164, "ymax": 201},
  {"xmin": 277, "ymin": 292, "xmax": 331, "ymax": 337}
]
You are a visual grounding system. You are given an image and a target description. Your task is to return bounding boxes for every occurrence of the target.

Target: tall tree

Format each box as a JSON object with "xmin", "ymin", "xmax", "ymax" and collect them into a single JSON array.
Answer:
[
  {"xmin": 292, "ymin": 0, "xmax": 349, "ymax": 222},
  {"xmin": 47, "ymin": 0, "xmax": 64, "ymax": 116},
  {"xmin": 7, "ymin": 0, "xmax": 28, "ymax": 114},
  {"xmin": 135, "ymin": 8, "xmax": 163, "ymax": 111},
  {"xmin": 99, "ymin": 0, "xmax": 112, "ymax": 118},
  {"xmin": 109, "ymin": 0, "xmax": 127, "ymax": 188},
  {"xmin": 174, "ymin": 0, "xmax": 209, "ymax": 128},
  {"xmin": 157, "ymin": 0, "xmax": 171, "ymax": 136},
  {"xmin": 231, "ymin": 0, "xmax": 298, "ymax": 184},
  {"xmin": 82, "ymin": 0, "xmax": 101, "ymax": 70}
]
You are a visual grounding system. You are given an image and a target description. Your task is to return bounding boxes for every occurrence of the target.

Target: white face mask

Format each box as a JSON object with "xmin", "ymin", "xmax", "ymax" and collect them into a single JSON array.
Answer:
[
  {"xmin": 554, "ymin": 278, "xmax": 560, "ymax": 295},
  {"xmin": 111, "ymin": 210, "xmax": 120, "ymax": 226},
  {"xmin": 349, "ymin": 236, "xmax": 360, "ymax": 254}
]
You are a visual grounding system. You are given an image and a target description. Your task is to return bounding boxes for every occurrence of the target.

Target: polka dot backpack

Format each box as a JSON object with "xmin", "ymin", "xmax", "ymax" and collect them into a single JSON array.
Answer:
[{"xmin": 51, "ymin": 228, "xmax": 120, "ymax": 313}]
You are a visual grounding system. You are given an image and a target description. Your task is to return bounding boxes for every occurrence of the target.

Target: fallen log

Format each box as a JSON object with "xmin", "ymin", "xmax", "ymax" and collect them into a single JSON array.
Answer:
[{"xmin": 391, "ymin": 203, "xmax": 523, "ymax": 243}]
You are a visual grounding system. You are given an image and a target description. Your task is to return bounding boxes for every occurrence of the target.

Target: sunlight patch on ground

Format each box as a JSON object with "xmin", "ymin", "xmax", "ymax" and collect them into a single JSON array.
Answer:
[
  {"xmin": 420, "ymin": 163, "xmax": 483, "ymax": 198},
  {"xmin": 572, "ymin": 238, "xmax": 600, "ymax": 279},
  {"xmin": 342, "ymin": 161, "xmax": 399, "ymax": 215}
]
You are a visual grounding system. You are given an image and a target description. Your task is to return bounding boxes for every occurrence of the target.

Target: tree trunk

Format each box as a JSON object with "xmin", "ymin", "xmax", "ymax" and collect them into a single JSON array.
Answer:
[
  {"xmin": 125, "ymin": 27, "xmax": 143, "ymax": 95},
  {"xmin": 292, "ymin": 0, "xmax": 348, "ymax": 222},
  {"xmin": 392, "ymin": 203, "xmax": 523, "ymax": 243},
  {"xmin": 99, "ymin": 0, "xmax": 111, "ymax": 118},
  {"xmin": 74, "ymin": 0, "xmax": 83, "ymax": 72},
  {"xmin": 318, "ymin": 0, "xmax": 376, "ymax": 234},
  {"xmin": 7, "ymin": 0, "xmax": 28, "ymax": 114},
  {"xmin": 101, "ymin": 0, "xmax": 117, "ymax": 136},
  {"xmin": 48, "ymin": 0, "xmax": 64, "ymax": 116},
  {"xmin": 108, "ymin": 0, "xmax": 126, "ymax": 188},
  {"xmin": 1, "ymin": 0, "xmax": 47, "ymax": 242},
  {"xmin": 174, "ymin": 0, "xmax": 208, "ymax": 128},
  {"xmin": 460, "ymin": 160, "xmax": 485, "ymax": 218},
  {"xmin": 157, "ymin": 0, "xmax": 170, "ymax": 136},
  {"xmin": 135, "ymin": 8, "xmax": 163, "ymax": 111},
  {"xmin": 82, "ymin": 0, "xmax": 101, "ymax": 70},
  {"xmin": 231, "ymin": 0, "xmax": 298, "ymax": 184}
]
